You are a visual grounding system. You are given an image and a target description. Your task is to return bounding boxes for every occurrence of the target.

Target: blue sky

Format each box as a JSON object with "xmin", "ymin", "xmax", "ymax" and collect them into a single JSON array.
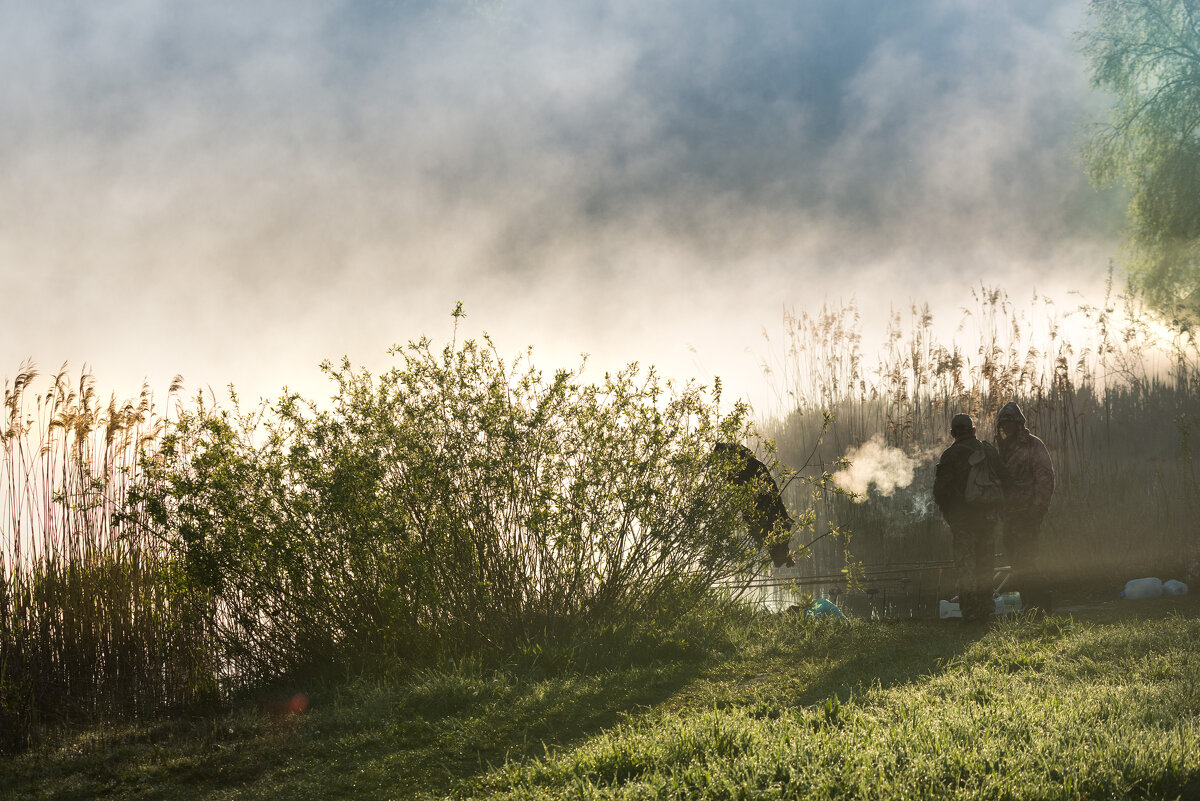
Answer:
[{"xmin": 0, "ymin": 1, "xmax": 1123, "ymax": 408}]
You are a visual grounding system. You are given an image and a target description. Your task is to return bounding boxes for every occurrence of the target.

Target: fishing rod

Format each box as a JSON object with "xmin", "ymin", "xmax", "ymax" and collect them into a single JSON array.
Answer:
[{"xmin": 717, "ymin": 559, "xmax": 957, "ymax": 590}]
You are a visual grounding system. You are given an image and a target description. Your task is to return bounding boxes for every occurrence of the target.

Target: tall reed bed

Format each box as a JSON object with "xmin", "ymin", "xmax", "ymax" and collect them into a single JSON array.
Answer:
[
  {"xmin": 0, "ymin": 365, "xmax": 212, "ymax": 751},
  {"xmin": 760, "ymin": 284, "xmax": 1200, "ymax": 586}
]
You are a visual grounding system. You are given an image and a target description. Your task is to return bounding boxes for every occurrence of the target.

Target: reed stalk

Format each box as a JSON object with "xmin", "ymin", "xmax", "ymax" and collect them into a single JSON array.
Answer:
[
  {"xmin": 760, "ymin": 284, "xmax": 1200, "ymax": 585},
  {"xmin": 0, "ymin": 365, "xmax": 211, "ymax": 751}
]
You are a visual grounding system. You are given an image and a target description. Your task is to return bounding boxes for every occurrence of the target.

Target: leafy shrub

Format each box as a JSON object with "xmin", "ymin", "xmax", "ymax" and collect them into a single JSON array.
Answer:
[{"xmin": 134, "ymin": 321, "xmax": 765, "ymax": 686}]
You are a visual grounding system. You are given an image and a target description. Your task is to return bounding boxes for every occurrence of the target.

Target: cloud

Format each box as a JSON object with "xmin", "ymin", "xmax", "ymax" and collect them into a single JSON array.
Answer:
[{"xmin": 0, "ymin": 1, "xmax": 1124, "ymax": 403}]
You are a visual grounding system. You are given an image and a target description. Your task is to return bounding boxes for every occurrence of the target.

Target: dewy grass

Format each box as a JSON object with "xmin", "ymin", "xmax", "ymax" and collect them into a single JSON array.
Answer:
[
  {"xmin": 4, "ymin": 601, "xmax": 1199, "ymax": 800},
  {"xmin": 478, "ymin": 609, "xmax": 1200, "ymax": 800}
]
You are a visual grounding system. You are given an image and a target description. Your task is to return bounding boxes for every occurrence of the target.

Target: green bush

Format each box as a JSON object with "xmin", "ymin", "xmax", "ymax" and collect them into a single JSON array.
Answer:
[{"xmin": 134, "ymin": 324, "xmax": 765, "ymax": 687}]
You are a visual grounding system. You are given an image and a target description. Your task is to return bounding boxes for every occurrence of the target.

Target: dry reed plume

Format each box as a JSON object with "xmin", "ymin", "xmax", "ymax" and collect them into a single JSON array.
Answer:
[{"xmin": 1, "ymin": 364, "xmax": 210, "ymax": 751}]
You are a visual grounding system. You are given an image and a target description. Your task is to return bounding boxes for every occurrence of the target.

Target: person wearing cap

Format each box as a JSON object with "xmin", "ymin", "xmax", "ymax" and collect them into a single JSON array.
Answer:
[
  {"xmin": 995, "ymin": 401, "xmax": 1055, "ymax": 611},
  {"xmin": 933, "ymin": 413, "xmax": 1007, "ymax": 622}
]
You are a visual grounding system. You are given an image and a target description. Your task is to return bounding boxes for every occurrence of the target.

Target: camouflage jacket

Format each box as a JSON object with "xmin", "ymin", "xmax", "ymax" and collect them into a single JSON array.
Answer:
[
  {"xmin": 713, "ymin": 442, "xmax": 795, "ymax": 568},
  {"xmin": 933, "ymin": 434, "xmax": 1006, "ymax": 525},
  {"xmin": 998, "ymin": 429, "xmax": 1054, "ymax": 514}
]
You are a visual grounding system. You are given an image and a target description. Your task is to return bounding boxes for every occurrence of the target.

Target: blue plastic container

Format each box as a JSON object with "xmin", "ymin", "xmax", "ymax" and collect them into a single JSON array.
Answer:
[
  {"xmin": 1163, "ymin": 579, "xmax": 1189, "ymax": 596},
  {"xmin": 806, "ymin": 598, "xmax": 846, "ymax": 620},
  {"xmin": 1120, "ymin": 577, "xmax": 1163, "ymax": 599}
]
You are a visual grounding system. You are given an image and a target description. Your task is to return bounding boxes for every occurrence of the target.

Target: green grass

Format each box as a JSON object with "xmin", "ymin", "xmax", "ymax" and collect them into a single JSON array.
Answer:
[{"xmin": 5, "ymin": 596, "xmax": 1199, "ymax": 800}]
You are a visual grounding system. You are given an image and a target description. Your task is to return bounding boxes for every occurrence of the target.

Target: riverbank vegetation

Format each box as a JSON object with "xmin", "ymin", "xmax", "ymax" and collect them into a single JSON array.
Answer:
[
  {"xmin": 2, "ymin": 317, "xmax": 794, "ymax": 752},
  {"xmin": 3, "ymin": 290, "xmax": 1199, "ymax": 801},
  {"xmin": 760, "ymin": 285, "xmax": 1200, "ymax": 588}
]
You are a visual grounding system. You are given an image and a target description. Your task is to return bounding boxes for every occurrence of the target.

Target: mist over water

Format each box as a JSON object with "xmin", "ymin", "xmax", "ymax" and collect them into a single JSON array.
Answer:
[{"xmin": 0, "ymin": 1, "xmax": 1123, "ymax": 405}]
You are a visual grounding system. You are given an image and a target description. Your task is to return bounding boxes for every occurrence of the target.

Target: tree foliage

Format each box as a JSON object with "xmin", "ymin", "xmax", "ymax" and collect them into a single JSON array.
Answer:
[{"xmin": 1080, "ymin": 0, "xmax": 1200, "ymax": 329}]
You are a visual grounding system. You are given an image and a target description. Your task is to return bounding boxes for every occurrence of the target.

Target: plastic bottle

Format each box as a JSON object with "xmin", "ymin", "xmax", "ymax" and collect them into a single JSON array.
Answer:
[
  {"xmin": 993, "ymin": 592, "xmax": 1021, "ymax": 614},
  {"xmin": 1163, "ymin": 579, "xmax": 1189, "ymax": 596},
  {"xmin": 1119, "ymin": 577, "xmax": 1163, "ymax": 599}
]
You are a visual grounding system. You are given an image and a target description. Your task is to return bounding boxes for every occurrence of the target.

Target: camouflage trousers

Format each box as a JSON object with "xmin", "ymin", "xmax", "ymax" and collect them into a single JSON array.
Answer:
[
  {"xmin": 1003, "ymin": 509, "xmax": 1048, "ymax": 610},
  {"xmin": 951, "ymin": 515, "xmax": 996, "ymax": 622}
]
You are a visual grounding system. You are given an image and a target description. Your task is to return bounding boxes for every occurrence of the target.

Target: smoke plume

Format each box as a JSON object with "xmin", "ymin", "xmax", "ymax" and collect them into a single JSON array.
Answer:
[{"xmin": 832, "ymin": 436, "xmax": 920, "ymax": 499}]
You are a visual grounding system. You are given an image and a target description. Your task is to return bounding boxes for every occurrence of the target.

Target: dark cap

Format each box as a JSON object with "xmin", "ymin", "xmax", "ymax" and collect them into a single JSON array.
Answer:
[{"xmin": 950, "ymin": 413, "xmax": 974, "ymax": 433}]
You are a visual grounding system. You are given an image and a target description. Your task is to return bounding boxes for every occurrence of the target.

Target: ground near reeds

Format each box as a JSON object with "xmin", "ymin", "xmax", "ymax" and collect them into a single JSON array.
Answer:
[{"xmin": 5, "ymin": 594, "xmax": 1198, "ymax": 800}]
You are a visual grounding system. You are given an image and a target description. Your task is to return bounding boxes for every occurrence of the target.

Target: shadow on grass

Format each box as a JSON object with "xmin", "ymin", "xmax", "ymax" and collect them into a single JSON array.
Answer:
[
  {"xmin": 3, "ymin": 642, "xmax": 725, "ymax": 800},
  {"xmin": 312, "ymin": 616, "xmax": 999, "ymax": 797},
  {"xmin": 789, "ymin": 620, "xmax": 991, "ymax": 708},
  {"xmin": 318, "ymin": 647, "xmax": 726, "ymax": 797},
  {"xmin": 650, "ymin": 614, "xmax": 994, "ymax": 731},
  {"xmin": 6, "ymin": 610, "xmax": 1109, "ymax": 800}
]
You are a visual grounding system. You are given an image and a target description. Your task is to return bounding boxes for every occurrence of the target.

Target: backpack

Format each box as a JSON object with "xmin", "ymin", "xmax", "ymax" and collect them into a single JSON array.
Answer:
[{"xmin": 964, "ymin": 446, "xmax": 1004, "ymax": 508}]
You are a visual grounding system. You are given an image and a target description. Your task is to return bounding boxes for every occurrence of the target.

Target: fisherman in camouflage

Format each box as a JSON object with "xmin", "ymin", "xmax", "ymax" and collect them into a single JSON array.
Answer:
[
  {"xmin": 934, "ymin": 413, "xmax": 1007, "ymax": 622},
  {"xmin": 995, "ymin": 401, "xmax": 1055, "ymax": 611},
  {"xmin": 713, "ymin": 442, "xmax": 796, "ymax": 568}
]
